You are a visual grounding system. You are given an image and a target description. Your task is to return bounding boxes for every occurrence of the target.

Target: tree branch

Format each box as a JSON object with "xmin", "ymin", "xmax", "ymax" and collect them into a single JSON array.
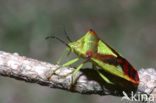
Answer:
[{"xmin": 0, "ymin": 51, "xmax": 155, "ymax": 98}]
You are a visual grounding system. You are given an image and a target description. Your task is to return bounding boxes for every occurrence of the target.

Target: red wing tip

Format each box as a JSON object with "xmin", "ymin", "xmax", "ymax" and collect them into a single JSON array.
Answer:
[{"xmin": 88, "ymin": 29, "xmax": 96, "ymax": 34}]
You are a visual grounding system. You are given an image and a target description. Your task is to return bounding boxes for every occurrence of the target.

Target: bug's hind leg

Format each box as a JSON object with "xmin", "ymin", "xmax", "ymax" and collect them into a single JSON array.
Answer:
[
  {"xmin": 47, "ymin": 57, "xmax": 80, "ymax": 79},
  {"xmin": 93, "ymin": 65, "xmax": 114, "ymax": 85}
]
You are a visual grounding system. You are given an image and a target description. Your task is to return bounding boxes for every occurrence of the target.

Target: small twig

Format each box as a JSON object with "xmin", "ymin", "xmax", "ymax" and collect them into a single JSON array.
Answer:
[
  {"xmin": 0, "ymin": 51, "xmax": 155, "ymax": 98},
  {"xmin": 0, "ymin": 51, "xmax": 113, "ymax": 95}
]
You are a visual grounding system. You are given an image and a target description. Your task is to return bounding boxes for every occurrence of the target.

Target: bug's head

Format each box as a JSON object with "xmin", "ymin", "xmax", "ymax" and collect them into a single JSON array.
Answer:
[{"xmin": 68, "ymin": 40, "xmax": 81, "ymax": 53}]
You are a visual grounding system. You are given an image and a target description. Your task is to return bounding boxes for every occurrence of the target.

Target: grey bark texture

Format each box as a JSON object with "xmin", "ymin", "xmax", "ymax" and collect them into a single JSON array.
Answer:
[{"xmin": 0, "ymin": 51, "xmax": 155, "ymax": 99}]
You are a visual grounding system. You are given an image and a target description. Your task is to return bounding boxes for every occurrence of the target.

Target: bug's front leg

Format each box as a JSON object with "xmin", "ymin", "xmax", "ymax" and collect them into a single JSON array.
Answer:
[
  {"xmin": 47, "ymin": 57, "xmax": 80, "ymax": 79},
  {"xmin": 56, "ymin": 48, "xmax": 70, "ymax": 65}
]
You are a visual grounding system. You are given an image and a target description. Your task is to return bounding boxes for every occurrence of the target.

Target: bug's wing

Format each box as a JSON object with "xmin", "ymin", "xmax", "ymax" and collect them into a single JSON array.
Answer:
[{"xmin": 92, "ymin": 40, "xmax": 139, "ymax": 85}]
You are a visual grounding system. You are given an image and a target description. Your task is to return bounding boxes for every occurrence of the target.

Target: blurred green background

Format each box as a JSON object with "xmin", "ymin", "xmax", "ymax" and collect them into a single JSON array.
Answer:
[{"xmin": 0, "ymin": 0, "xmax": 156, "ymax": 103}]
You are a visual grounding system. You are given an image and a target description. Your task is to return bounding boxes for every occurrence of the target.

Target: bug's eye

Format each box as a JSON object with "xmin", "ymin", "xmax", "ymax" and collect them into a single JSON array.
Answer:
[
  {"xmin": 86, "ymin": 51, "xmax": 92, "ymax": 58},
  {"xmin": 86, "ymin": 53, "xmax": 90, "ymax": 57}
]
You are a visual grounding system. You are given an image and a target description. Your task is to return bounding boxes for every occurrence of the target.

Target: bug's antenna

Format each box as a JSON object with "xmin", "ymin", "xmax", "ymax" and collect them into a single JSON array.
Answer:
[
  {"xmin": 45, "ymin": 36, "xmax": 70, "ymax": 48},
  {"xmin": 63, "ymin": 25, "xmax": 72, "ymax": 42}
]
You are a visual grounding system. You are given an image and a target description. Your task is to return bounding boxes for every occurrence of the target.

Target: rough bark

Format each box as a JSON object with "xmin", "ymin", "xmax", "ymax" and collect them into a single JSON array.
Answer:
[{"xmin": 0, "ymin": 51, "xmax": 155, "ymax": 99}]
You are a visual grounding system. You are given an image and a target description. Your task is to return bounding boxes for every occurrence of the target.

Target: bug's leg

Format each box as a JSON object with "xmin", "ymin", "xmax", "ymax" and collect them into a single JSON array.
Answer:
[
  {"xmin": 94, "ymin": 66, "xmax": 114, "ymax": 85},
  {"xmin": 70, "ymin": 60, "xmax": 88, "ymax": 89},
  {"xmin": 92, "ymin": 63, "xmax": 96, "ymax": 69},
  {"xmin": 48, "ymin": 57, "xmax": 80, "ymax": 79},
  {"xmin": 56, "ymin": 48, "xmax": 70, "ymax": 65},
  {"xmin": 67, "ymin": 48, "xmax": 71, "ymax": 56}
]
